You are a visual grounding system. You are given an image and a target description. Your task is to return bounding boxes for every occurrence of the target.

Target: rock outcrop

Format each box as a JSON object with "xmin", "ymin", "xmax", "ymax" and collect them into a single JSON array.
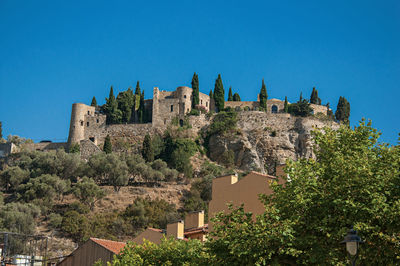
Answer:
[{"xmin": 207, "ymin": 112, "xmax": 339, "ymax": 173}]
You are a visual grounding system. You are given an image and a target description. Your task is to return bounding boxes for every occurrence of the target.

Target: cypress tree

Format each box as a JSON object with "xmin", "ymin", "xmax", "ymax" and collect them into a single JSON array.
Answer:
[
  {"xmin": 135, "ymin": 81, "xmax": 141, "ymax": 95},
  {"xmin": 233, "ymin": 93, "xmax": 241, "ymax": 101},
  {"xmin": 335, "ymin": 96, "xmax": 350, "ymax": 124},
  {"xmin": 104, "ymin": 86, "xmax": 121, "ymax": 124},
  {"xmin": 259, "ymin": 79, "xmax": 268, "ymax": 111},
  {"xmin": 0, "ymin": 121, "xmax": 2, "ymax": 140},
  {"xmin": 228, "ymin": 87, "xmax": 233, "ymax": 101},
  {"xmin": 213, "ymin": 74, "xmax": 225, "ymax": 112},
  {"xmin": 142, "ymin": 134, "xmax": 154, "ymax": 162},
  {"xmin": 138, "ymin": 91, "xmax": 145, "ymax": 123},
  {"xmin": 299, "ymin": 92, "xmax": 303, "ymax": 102},
  {"xmin": 310, "ymin": 87, "xmax": 321, "ymax": 105},
  {"xmin": 209, "ymin": 90, "xmax": 214, "ymax": 99},
  {"xmin": 191, "ymin": 73, "xmax": 199, "ymax": 108},
  {"xmin": 91, "ymin": 96, "xmax": 98, "ymax": 107},
  {"xmin": 284, "ymin": 96, "xmax": 289, "ymax": 113},
  {"xmin": 103, "ymin": 135, "xmax": 112, "ymax": 153}
]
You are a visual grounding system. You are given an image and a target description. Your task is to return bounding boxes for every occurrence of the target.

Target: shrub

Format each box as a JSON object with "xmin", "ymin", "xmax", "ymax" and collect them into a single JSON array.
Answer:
[
  {"xmin": 48, "ymin": 213, "xmax": 63, "ymax": 229},
  {"xmin": 188, "ymin": 109, "xmax": 200, "ymax": 116}
]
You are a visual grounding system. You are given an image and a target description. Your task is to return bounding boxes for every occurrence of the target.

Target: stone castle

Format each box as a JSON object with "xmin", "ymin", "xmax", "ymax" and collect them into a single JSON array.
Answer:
[
  {"xmin": 0, "ymin": 85, "xmax": 329, "ymax": 158},
  {"xmin": 67, "ymin": 86, "xmax": 329, "ymax": 148}
]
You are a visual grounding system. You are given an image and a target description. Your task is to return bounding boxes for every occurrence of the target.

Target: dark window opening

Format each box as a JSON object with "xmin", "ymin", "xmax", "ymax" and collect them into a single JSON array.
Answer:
[
  {"xmin": 89, "ymin": 137, "xmax": 95, "ymax": 142},
  {"xmin": 88, "ymin": 111, "xmax": 90, "ymax": 115},
  {"xmin": 179, "ymin": 119, "xmax": 184, "ymax": 127},
  {"xmin": 271, "ymin": 105, "xmax": 278, "ymax": 113},
  {"xmin": 171, "ymin": 105, "xmax": 173, "ymax": 112},
  {"xmin": 97, "ymin": 119, "xmax": 99, "ymax": 123},
  {"xmin": 87, "ymin": 122, "xmax": 89, "ymax": 127},
  {"xmin": 184, "ymin": 95, "xmax": 187, "ymax": 98},
  {"xmin": 80, "ymin": 121, "xmax": 83, "ymax": 126},
  {"xmin": 206, "ymin": 102, "xmax": 208, "ymax": 107},
  {"xmin": 201, "ymin": 100, "xmax": 203, "ymax": 104},
  {"xmin": 164, "ymin": 119, "xmax": 167, "ymax": 125}
]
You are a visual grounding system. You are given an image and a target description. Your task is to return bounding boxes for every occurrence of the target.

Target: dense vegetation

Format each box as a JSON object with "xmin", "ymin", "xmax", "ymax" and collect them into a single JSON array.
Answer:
[{"xmin": 106, "ymin": 121, "xmax": 400, "ymax": 265}]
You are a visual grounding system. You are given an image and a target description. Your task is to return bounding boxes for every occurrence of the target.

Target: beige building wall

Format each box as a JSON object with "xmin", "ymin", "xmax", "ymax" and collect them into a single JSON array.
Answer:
[
  {"xmin": 208, "ymin": 171, "xmax": 283, "ymax": 232},
  {"xmin": 166, "ymin": 221, "xmax": 184, "ymax": 239},
  {"xmin": 184, "ymin": 211, "xmax": 204, "ymax": 230}
]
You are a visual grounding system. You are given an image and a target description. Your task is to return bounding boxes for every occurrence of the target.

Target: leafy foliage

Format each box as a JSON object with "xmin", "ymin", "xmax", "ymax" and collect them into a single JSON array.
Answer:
[
  {"xmin": 310, "ymin": 87, "xmax": 322, "ymax": 105},
  {"xmin": 73, "ymin": 177, "xmax": 105, "ymax": 210},
  {"xmin": 68, "ymin": 142, "xmax": 80, "ymax": 153},
  {"xmin": 228, "ymin": 86, "xmax": 233, "ymax": 101},
  {"xmin": 284, "ymin": 96, "xmax": 289, "ymax": 113},
  {"xmin": 208, "ymin": 121, "xmax": 400, "ymax": 265},
  {"xmin": 288, "ymin": 99, "xmax": 313, "ymax": 117},
  {"xmin": 142, "ymin": 134, "xmax": 154, "ymax": 162},
  {"xmin": 91, "ymin": 96, "xmax": 98, "ymax": 107},
  {"xmin": 103, "ymin": 86, "xmax": 122, "ymax": 124},
  {"xmin": 232, "ymin": 92, "xmax": 241, "ymax": 101}
]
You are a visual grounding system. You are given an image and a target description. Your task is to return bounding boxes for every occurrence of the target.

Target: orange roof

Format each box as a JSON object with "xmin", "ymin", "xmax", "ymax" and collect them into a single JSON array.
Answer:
[
  {"xmin": 184, "ymin": 224, "xmax": 208, "ymax": 236},
  {"xmin": 90, "ymin": 238, "xmax": 126, "ymax": 254}
]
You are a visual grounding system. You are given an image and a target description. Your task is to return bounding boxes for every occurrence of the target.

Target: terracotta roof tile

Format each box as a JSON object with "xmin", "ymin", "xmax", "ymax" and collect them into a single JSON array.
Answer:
[
  {"xmin": 148, "ymin": 227, "xmax": 163, "ymax": 233},
  {"xmin": 90, "ymin": 238, "xmax": 126, "ymax": 254}
]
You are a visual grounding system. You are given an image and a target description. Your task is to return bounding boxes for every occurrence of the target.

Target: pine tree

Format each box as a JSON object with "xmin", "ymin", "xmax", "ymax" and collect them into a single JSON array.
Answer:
[
  {"xmin": 103, "ymin": 135, "xmax": 112, "ymax": 153},
  {"xmin": 335, "ymin": 96, "xmax": 350, "ymax": 124},
  {"xmin": 213, "ymin": 74, "xmax": 225, "ymax": 112},
  {"xmin": 299, "ymin": 92, "xmax": 303, "ymax": 102},
  {"xmin": 284, "ymin": 96, "xmax": 289, "ymax": 113},
  {"xmin": 191, "ymin": 73, "xmax": 199, "ymax": 108},
  {"xmin": 142, "ymin": 134, "xmax": 154, "ymax": 162},
  {"xmin": 233, "ymin": 93, "xmax": 241, "ymax": 101},
  {"xmin": 259, "ymin": 79, "xmax": 268, "ymax": 111},
  {"xmin": 91, "ymin": 96, "xmax": 98, "ymax": 107},
  {"xmin": 228, "ymin": 87, "xmax": 233, "ymax": 101}
]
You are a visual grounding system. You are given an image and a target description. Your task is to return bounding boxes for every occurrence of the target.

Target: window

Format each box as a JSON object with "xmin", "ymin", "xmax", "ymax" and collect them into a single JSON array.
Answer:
[
  {"xmin": 171, "ymin": 105, "xmax": 173, "ymax": 112},
  {"xmin": 88, "ymin": 111, "xmax": 90, "ymax": 115},
  {"xmin": 80, "ymin": 121, "xmax": 83, "ymax": 126},
  {"xmin": 87, "ymin": 122, "xmax": 90, "ymax": 127},
  {"xmin": 164, "ymin": 119, "xmax": 167, "ymax": 125},
  {"xmin": 184, "ymin": 95, "xmax": 187, "ymax": 99},
  {"xmin": 89, "ymin": 137, "xmax": 95, "ymax": 142},
  {"xmin": 206, "ymin": 102, "xmax": 208, "ymax": 107},
  {"xmin": 271, "ymin": 105, "xmax": 278, "ymax": 113},
  {"xmin": 97, "ymin": 119, "xmax": 99, "ymax": 123},
  {"xmin": 201, "ymin": 100, "xmax": 203, "ymax": 104}
]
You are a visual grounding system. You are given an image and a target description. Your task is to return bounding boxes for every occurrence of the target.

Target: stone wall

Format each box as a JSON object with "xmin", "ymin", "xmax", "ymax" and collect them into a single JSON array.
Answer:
[
  {"xmin": 0, "ymin": 143, "xmax": 16, "ymax": 157},
  {"xmin": 23, "ymin": 142, "xmax": 68, "ymax": 152},
  {"xmin": 225, "ymin": 101, "xmax": 259, "ymax": 110},
  {"xmin": 80, "ymin": 139, "xmax": 101, "ymax": 160},
  {"xmin": 310, "ymin": 103, "xmax": 328, "ymax": 115}
]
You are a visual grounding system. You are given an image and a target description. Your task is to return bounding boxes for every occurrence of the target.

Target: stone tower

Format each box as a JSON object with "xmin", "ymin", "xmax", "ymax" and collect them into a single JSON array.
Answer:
[{"xmin": 67, "ymin": 103, "xmax": 96, "ymax": 145}]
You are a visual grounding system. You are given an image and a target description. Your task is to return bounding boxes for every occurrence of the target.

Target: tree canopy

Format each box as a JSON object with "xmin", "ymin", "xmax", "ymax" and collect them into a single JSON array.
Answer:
[
  {"xmin": 208, "ymin": 121, "xmax": 400, "ymax": 265},
  {"xmin": 335, "ymin": 96, "xmax": 350, "ymax": 124},
  {"xmin": 232, "ymin": 93, "xmax": 241, "ymax": 101},
  {"xmin": 191, "ymin": 73, "xmax": 199, "ymax": 108},
  {"xmin": 213, "ymin": 74, "xmax": 225, "ymax": 112},
  {"xmin": 259, "ymin": 79, "xmax": 268, "ymax": 111},
  {"xmin": 310, "ymin": 87, "xmax": 322, "ymax": 105},
  {"xmin": 228, "ymin": 87, "xmax": 233, "ymax": 101}
]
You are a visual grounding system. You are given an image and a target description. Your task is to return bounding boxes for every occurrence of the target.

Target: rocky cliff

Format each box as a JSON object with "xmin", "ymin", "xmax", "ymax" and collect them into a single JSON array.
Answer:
[{"xmin": 205, "ymin": 112, "xmax": 339, "ymax": 174}]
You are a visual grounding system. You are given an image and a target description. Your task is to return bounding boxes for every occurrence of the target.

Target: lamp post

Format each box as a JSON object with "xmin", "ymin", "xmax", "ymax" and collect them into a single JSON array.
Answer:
[{"xmin": 341, "ymin": 227, "xmax": 363, "ymax": 266}]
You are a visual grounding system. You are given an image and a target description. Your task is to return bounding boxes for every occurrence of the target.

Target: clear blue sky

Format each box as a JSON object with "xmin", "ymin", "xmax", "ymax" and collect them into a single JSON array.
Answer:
[{"xmin": 0, "ymin": 0, "xmax": 399, "ymax": 144}]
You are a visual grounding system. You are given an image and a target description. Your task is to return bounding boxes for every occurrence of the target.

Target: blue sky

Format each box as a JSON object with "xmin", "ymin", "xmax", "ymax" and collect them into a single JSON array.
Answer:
[{"xmin": 0, "ymin": 0, "xmax": 399, "ymax": 144}]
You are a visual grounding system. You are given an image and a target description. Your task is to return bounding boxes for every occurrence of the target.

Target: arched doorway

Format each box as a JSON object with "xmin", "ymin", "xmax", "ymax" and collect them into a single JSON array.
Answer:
[{"xmin": 271, "ymin": 105, "xmax": 278, "ymax": 113}]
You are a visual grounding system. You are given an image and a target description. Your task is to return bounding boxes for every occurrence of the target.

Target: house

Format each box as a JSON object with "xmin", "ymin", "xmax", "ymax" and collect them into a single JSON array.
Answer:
[
  {"xmin": 208, "ymin": 170, "xmax": 285, "ymax": 232},
  {"xmin": 57, "ymin": 238, "xmax": 126, "ymax": 266}
]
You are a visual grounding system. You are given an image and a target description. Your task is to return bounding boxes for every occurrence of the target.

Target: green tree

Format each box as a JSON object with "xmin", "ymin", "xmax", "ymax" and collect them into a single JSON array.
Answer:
[
  {"xmin": 73, "ymin": 177, "xmax": 106, "ymax": 210},
  {"xmin": 110, "ymin": 238, "xmax": 209, "ymax": 265},
  {"xmin": 103, "ymin": 135, "xmax": 112, "ymax": 153},
  {"xmin": 209, "ymin": 90, "xmax": 213, "ymax": 99},
  {"xmin": 208, "ymin": 121, "xmax": 400, "ymax": 265},
  {"xmin": 91, "ymin": 96, "xmax": 98, "ymax": 107},
  {"xmin": 288, "ymin": 99, "xmax": 313, "ymax": 117},
  {"xmin": 68, "ymin": 143, "xmax": 80, "ymax": 154},
  {"xmin": 142, "ymin": 134, "xmax": 154, "ymax": 162},
  {"xmin": 284, "ymin": 96, "xmax": 289, "ymax": 113},
  {"xmin": 310, "ymin": 87, "xmax": 321, "ymax": 105},
  {"xmin": 259, "ymin": 79, "xmax": 268, "ymax": 111},
  {"xmin": 213, "ymin": 74, "xmax": 225, "ymax": 112},
  {"xmin": 104, "ymin": 86, "xmax": 122, "ymax": 124},
  {"xmin": 138, "ymin": 91, "xmax": 145, "ymax": 123},
  {"xmin": 335, "ymin": 96, "xmax": 350, "ymax": 124},
  {"xmin": 117, "ymin": 88, "xmax": 135, "ymax": 123},
  {"xmin": 191, "ymin": 72, "xmax": 200, "ymax": 108},
  {"xmin": 232, "ymin": 93, "xmax": 241, "ymax": 101},
  {"xmin": 0, "ymin": 121, "xmax": 3, "ymax": 140},
  {"xmin": 227, "ymin": 87, "xmax": 233, "ymax": 101},
  {"xmin": 0, "ymin": 166, "xmax": 30, "ymax": 192},
  {"xmin": 299, "ymin": 92, "xmax": 303, "ymax": 101}
]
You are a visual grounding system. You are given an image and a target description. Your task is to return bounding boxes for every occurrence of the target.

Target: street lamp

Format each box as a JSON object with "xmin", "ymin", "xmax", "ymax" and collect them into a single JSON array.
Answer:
[{"xmin": 341, "ymin": 227, "xmax": 363, "ymax": 266}]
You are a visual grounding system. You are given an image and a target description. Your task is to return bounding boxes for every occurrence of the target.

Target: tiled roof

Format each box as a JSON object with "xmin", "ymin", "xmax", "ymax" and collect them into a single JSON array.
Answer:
[
  {"xmin": 184, "ymin": 224, "xmax": 208, "ymax": 236},
  {"xmin": 90, "ymin": 238, "xmax": 126, "ymax": 254},
  {"xmin": 248, "ymin": 171, "xmax": 276, "ymax": 179},
  {"xmin": 148, "ymin": 227, "xmax": 163, "ymax": 233}
]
